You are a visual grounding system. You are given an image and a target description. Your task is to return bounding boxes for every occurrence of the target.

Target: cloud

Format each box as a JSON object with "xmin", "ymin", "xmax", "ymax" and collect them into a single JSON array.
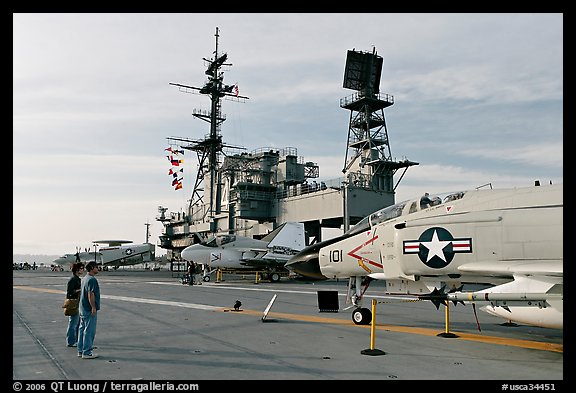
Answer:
[
  {"xmin": 458, "ymin": 142, "xmax": 563, "ymax": 169},
  {"xmin": 12, "ymin": 13, "xmax": 563, "ymax": 255}
]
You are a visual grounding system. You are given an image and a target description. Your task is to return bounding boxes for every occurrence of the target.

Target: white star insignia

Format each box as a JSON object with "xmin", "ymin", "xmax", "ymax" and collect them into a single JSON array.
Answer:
[{"xmin": 421, "ymin": 229, "xmax": 451, "ymax": 262}]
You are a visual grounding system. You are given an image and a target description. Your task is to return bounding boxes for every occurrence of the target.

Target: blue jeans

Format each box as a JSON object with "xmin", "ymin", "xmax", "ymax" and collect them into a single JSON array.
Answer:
[
  {"xmin": 66, "ymin": 313, "xmax": 80, "ymax": 346},
  {"xmin": 77, "ymin": 313, "xmax": 97, "ymax": 356}
]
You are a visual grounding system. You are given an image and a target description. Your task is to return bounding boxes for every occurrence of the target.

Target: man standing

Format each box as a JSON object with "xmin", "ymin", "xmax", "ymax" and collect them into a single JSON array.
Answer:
[
  {"xmin": 188, "ymin": 261, "xmax": 196, "ymax": 286},
  {"xmin": 65, "ymin": 262, "xmax": 84, "ymax": 347},
  {"xmin": 77, "ymin": 261, "xmax": 100, "ymax": 359}
]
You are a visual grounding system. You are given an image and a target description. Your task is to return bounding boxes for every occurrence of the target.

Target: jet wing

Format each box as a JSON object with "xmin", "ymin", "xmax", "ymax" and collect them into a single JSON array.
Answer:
[
  {"xmin": 93, "ymin": 240, "xmax": 133, "ymax": 246},
  {"xmin": 240, "ymin": 248, "xmax": 295, "ymax": 265},
  {"xmin": 100, "ymin": 250, "xmax": 148, "ymax": 266},
  {"xmin": 457, "ymin": 261, "xmax": 563, "ymax": 329},
  {"xmin": 457, "ymin": 259, "xmax": 563, "ymax": 278},
  {"xmin": 239, "ymin": 257, "xmax": 289, "ymax": 268},
  {"xmin": 247, "ymin": 248, "xmax": 269, "ymax": 253}
]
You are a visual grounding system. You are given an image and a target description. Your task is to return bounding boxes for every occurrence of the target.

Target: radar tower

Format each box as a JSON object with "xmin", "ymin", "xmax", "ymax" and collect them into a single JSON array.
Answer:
[
  {"xmin": 157, "ymin": 38, "xmax": 418, "ymax": 264},
  {"xmin": 340, "ymin": 48, "xmax": 417, "ymax": 193}
]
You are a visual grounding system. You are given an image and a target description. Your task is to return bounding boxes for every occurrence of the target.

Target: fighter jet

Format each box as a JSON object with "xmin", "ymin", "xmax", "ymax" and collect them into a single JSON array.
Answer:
[
  {"xmin": 53, "ymin": 240, "xmax": 156, "ymax": 269},
  {"xmin": 286, "ymin": 182, "xmax": 563, "ymax": 329},
  {"xmin": 181, "ymin": 222, "xmax": 306, "ymax": 282}
]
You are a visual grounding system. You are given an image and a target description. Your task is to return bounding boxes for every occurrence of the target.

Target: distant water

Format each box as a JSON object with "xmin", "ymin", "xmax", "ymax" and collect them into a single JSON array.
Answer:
[{"xmin": 13, "ymin": 254, "xmax": 61, "ymax": 265}]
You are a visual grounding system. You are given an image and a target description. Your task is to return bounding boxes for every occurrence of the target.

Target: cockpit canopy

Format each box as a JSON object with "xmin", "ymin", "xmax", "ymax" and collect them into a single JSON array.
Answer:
[
  {"xmin": 202, "ymin": 234, "xmax": 237, "ymax": 247},
  {"xmin": 346, "ymin": 190, "xmax": 466, "ymax": 236}
]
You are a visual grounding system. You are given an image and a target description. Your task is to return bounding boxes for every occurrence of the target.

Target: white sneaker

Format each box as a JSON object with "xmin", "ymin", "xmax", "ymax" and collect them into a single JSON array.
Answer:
[{"xmin": 82, "ymin": 353, "xmax": 99, "ymax": 359}]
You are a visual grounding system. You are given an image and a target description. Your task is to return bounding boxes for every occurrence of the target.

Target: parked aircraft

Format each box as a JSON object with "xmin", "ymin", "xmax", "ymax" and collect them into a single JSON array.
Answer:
[
  {"xmin": 53, "ymin": 240, "xmax": 156, "ymax": 269},
  {"xmin": 181, "ymin": 222, "xmax": 306, "ymax": 282},
  {"xmin": 286, "ymin": 182, "xmax": 563, "ymax": 329}
]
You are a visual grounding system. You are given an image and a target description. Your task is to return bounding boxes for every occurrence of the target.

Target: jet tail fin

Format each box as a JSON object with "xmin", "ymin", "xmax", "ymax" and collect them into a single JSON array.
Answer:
[{"xmin": 263, "ymin": 222, "xmax": 306, "ymax": 251}]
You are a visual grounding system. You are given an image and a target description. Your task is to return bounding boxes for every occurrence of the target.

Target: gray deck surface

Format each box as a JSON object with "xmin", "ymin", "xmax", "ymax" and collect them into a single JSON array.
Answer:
[{"xmin": 12, "ymin": 269, "xmax": 564, "ymax": 384}]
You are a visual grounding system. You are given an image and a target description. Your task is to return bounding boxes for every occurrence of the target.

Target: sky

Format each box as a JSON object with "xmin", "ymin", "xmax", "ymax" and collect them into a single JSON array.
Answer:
[{"xmin": 13, "ymin": 13, "xmax": 563, "ymax": 256}]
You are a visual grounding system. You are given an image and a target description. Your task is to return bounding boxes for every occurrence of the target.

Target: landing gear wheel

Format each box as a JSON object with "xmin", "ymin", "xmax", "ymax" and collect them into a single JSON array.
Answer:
[
  {"xmin": 202, "ymin": 275, "xmax": 210, "ymax": 282},
  {"xmin": 269, "ymin": 272, "xmax": 281, "ymax": 283},
  {"xmin": 352, "ymin": 307, "xmax": 372, "ymax": 325}
]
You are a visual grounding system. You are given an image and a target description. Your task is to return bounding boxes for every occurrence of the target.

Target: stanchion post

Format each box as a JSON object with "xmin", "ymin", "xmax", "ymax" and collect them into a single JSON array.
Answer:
[
  {"xmin": 361, "ymin": 299, "xmax": 385, "ymax": 356},
  {"xmin": 437, "ymin": 300, "xmax": 459, "ymax": 338},
  {"xmin": 369, "ymin": 299, "xmax": 376, "ymax": 349}
]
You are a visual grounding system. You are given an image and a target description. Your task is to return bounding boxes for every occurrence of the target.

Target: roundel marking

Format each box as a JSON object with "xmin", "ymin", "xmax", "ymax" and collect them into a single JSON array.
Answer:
[{"xmin": 403, "ymin": 227, "xmax": 472, "ymax": 269}]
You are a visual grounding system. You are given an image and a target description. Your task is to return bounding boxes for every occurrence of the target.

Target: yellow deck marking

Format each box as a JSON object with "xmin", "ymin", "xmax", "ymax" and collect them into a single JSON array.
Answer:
[
  {"xmin": 231, "ymin": 309, "xmax": 562, "ymax": 353},
  {"xmin": 15, "ymin": 285, "xmax": 562, "ymax": 353}
]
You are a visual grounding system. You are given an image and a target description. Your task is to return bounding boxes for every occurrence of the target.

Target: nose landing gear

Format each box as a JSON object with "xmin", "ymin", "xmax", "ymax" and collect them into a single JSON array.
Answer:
[{"xmin": 352, "ymin": 307, "xmax": 372, "ymax": 325}]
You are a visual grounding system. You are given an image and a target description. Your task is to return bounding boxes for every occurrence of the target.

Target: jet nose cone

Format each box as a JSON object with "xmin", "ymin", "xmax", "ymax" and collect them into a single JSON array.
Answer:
[
  {"xmin": 181, "ymin": 244, "xmax": 208, "ymax": 264},
  {"xmin": 181, "ymin": 246, "xmax": 196, "ymax": 262},
  {"xmin": 286, "ymin": 244, "xmax": 327, "ymax": 280}
]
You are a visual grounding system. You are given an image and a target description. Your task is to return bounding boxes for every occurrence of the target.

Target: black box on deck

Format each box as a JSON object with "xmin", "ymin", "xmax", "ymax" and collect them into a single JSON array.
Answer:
[{"xmin": 317, "ymin": 290, "xmax": 339, "ymax": 312}]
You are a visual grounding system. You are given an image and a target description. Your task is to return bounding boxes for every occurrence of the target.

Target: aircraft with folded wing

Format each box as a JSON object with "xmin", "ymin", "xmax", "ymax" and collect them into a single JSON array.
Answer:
[
  {"xmin": 181, "ymin": 222, "xmax": 306, "ymax": 282},
  {"xmin": 53, "ymin": 240, "xmax": 156, "ymax": 269},
  {"xmin": 286, "ymin": 182, "xmax": 563, "ymax": 329}
]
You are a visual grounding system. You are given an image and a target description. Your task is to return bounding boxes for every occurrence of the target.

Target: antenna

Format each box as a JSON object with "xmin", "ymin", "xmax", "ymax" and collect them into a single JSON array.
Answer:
[
  {"xmin": 167, "ymin": 27, "xmax": 249, "ymax": 233},
  {"xmin": 144, "ymin": 222, "xmax": 151, "ymax": 243},
  {"xmin": 340, "ymin": 48, "xmax": 417, "ymax": 192}
]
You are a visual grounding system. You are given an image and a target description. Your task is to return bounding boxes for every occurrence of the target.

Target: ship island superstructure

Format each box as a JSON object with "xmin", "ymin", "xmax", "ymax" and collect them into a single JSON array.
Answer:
[{"xmin": 157, "ymin": 28, "xmax": 418, "ymax": 263}]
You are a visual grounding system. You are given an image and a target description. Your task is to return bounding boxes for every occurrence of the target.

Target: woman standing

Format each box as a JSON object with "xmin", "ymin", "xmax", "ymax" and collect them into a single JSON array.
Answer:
[{"xmin": 65, "ymin": 262, "xmax": 84, "ymax": 347}]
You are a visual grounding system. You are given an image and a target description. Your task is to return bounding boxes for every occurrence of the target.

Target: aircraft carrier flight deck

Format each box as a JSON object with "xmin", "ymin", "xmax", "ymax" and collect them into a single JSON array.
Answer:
[{"xmin": 13, "ymin": 269, "xmax": 563, "ymax": 382}]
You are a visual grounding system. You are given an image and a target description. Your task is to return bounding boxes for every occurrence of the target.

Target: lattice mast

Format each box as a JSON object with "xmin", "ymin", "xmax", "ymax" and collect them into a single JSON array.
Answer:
[
  {"xmin": 340, "ymin": 48, "xmax": 417, "ymax": 192},
  {"xmin": 168, "ymin": 27, "xmax": 248, "ymax": 229}
]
